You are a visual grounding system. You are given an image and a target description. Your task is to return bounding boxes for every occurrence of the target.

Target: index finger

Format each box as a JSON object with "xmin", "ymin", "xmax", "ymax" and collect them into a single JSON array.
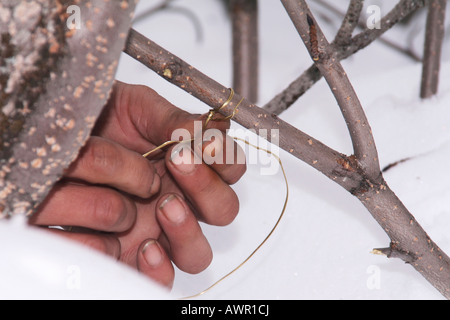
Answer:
[
  {"xmin": 94, "ymin": 81, "xmax": 229, "ymax": 154},
  {"xmin": 95, "ymin": 82, "xmax": 246, "ymax": 185}
]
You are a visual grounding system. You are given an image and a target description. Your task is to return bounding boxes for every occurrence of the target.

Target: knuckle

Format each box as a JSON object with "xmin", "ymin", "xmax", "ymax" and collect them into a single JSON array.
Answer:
[
  {"xmin": 225, "ymin": 162, "xmax": 247, "ymax": 185},
  {"xmin": 91, "ymin": 191, "xmax": 129, "ymax": 230},
  {"xmin": 209, "ymin": 191, "xmax": 240, "ymax": 227},
  {"xmin": 134, "ymin": 161, "xmax": 158, "ymax": 198},
  {"xmin": 220, "ymin": 139, "xmax": 247, "ymax": 185},
  {"xmin": 83, "ymin": 138, "xmax": 122, "ymax": 176},
  {"xmin": 119, "ymin": 83, "xmax": 156, "ymax": 108},
  {"xmin": 135, "ymin": 84, "xmax": 158, "ymax": 99},
  {"xmin": 218, "ymin": 200, "xmax": 239, "ymax": 226},
  {"xmin": 195, "ymin": 179, "xmax": 239, "ymax": 226}
]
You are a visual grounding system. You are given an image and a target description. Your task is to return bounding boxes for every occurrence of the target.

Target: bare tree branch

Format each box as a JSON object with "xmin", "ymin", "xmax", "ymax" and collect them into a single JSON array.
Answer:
[
  {"xmin": 319, "ymin": 0, "xmax": 422, "ymax": 61},
  {"xmin": 333, "ymin": 0, "xmax": 365, "ymax": 47},
  {"xmin": 132, "ymin": 0, "xmax": 175, "ymax": 23},
  {"xmin": 124, "ymin": 29, "xmax": 345, "ymax": 185},
  {"xmin": 281, "ymin": 0, "xmax": 380, "ymax": 177},
  {"xmin": 230, "ymin": 0, "xmax": 259, "ymax": 103},
  {"xmin": 264, "ymin": 0, "xmax": 426, "ymax": 115},
  {"xmin": 132, "ymin": 0, "xmax": 204, "ymax": 43},
  {"xmin": 346, "ymin": 0, "xmax": 426, "ymax": 58},
  {"xmin": 124, "ymin": 28, "xmax": 450, "ymax": 298},
  {"xmin": 420, "ymin": 0, "xmax": 447, "ymax": 99}
]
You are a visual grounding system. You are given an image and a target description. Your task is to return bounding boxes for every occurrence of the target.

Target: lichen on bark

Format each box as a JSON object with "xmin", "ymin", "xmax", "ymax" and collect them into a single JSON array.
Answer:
[
  {"xmin": 0, "ymin": 1, "xmax": 67, "ymax": 154},
  {"xmin": 0, "ymin": 0, "xmax": 137, "ymax": 217}
]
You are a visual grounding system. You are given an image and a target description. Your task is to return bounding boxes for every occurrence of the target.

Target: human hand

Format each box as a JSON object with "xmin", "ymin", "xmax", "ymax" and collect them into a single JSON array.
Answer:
[{"xmin": 29, "ymin": 81, "xmax": 246, "ymax": 288}]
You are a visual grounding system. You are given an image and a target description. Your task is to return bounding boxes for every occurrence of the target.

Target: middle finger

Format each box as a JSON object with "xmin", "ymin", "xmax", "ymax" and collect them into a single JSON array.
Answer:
[{"xmin": 165, "ymin": 145, "xmax": 240, "ymax": 226}]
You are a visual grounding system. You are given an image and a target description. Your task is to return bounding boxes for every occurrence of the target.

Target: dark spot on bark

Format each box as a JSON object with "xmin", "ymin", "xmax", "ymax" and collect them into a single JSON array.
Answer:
[
  {"xmin": 163, "ymin": 60, "xmax": 183, "ymax": 82},
  {"xmin": 349, "ymin": 178, "xmax": 371, "ymax": 196}
]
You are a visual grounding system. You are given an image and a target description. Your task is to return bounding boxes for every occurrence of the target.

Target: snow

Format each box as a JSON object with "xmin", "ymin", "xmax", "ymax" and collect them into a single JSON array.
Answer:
[
  {"xmin": 1, "ymin": 0, "xmax": 449, "ymax": 300},
  {"xmin": 0, "ymin": 215, "xmax": 171, "ymax": 299}
]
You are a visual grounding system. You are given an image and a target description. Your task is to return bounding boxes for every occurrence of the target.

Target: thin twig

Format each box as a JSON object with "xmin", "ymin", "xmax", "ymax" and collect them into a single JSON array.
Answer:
[
  {"xmin": 264, "ymin": 0, "xmax": 426, "ymax": 115},
  {"xmin": 133, "ymin": 0, "xmax": 204, "ymax": 43},
  {"xmin": 132, "ymin": 0, "xmax": 175, "ymax": 23},
  {"xmin": 317, "ymin": 0, "xmax": 422, "ymax": 61},
  {"xmin": 281, "ymin": 0, "xmax": 380, "ymax": 177},
  {"xmin": 333, "ymin": 0, "xmax": 365, "ymax": 47},
  {"xmin": 124, "ymin": 29, "xmax": 345, "ymax": 186},
  {"xmin": 230, "ymin": 0, "xmax": 259, "ymax": 103},
  {"xmin": 420, "ymin": 0, "xmax": 447, "ymax": 99}
]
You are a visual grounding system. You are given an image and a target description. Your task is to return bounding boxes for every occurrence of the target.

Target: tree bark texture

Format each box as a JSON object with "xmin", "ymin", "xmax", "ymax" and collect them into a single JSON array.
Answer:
[
  {"xmin": 264, "ymin": 0, "xmax": 427, "ymax": 115},
  {"xmin": 230, "ymin": 0, "xmax": 259, "ymax": 103},
  {"xmin": 316, "ymin": 0, "xmax": 422, "ymax": 62},
  {"xmin": 282, "ymin": 0, "xmax": 449, "ymax": 299},
  {"xmin": 421, "ymin": 0, "xmax": 447, "ymax": 99},
  {"xmin": 333, "ymin": 0, "xmax": 365, "ymax": 47},
  {"xmin": 0, "ymin": 0, "xmax": 137, "ymax": 217},
  {"xmin": 280, "ymin": 0, "xmax": 380, "ymax": 178}
]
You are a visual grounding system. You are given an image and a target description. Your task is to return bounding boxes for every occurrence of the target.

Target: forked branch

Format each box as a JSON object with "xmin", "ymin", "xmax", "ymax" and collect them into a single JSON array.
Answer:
[
  {"xmin": 280, "ymin": 0, "xmax": 380, "ymax": 178},
  {"xmin": 279, "ymin": 0, "xmax": 449, "ymax": 298},
  {"xmin": 316, "ymin": 0, "xmax": 422, "ymax": 61},
  {"xmin": 264, "ymin": 0, "xmax": 427, "ymax": 115},
  {"xmin": 124, "ymin": 27, "xmax": 450, "ymax": 299}
]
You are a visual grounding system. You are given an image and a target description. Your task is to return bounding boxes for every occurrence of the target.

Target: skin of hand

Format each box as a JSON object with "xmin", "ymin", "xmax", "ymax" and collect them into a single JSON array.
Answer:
[{"xmin": 28, "ymin": 81, "xmax": 247, "ymax": 288}]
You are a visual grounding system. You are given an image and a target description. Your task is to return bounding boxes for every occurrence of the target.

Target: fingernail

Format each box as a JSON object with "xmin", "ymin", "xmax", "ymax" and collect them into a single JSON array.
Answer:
[
  {"xmin": 159, "ymin": 195, "xmax": 187, "ymax": 225},
  {"xmin": 142, "ymin": 240, "xmax": 163, "ymax": 268},
  {"xmin": 149, "ymin": 170, "xmax": 161, "ymax": 195},
  {"xmin": 170, "ymin": 144, "xmax": 197, "ymax": 174}
]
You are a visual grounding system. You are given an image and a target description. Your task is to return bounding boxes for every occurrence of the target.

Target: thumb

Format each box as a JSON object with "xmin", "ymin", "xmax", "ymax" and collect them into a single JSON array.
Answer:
[{"xmin": 95, "ymin": 81, "xmax": 229, "ymax": 153}]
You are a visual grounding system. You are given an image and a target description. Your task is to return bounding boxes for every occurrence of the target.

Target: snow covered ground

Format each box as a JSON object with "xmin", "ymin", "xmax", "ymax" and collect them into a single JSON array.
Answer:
[{"xmin": 1, "ymin": 0, "xmax": 449, "ymax": 300}]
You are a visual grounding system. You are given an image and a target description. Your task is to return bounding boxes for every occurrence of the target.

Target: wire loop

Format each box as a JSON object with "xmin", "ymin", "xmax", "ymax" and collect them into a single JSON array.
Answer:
[
  {"xmin": 203, "ymin": 88, "xmax": 244, "ymax": 129},
  {"xmin": 141, "ymin": 89, "xmax": 288, "ymax": 300}
]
